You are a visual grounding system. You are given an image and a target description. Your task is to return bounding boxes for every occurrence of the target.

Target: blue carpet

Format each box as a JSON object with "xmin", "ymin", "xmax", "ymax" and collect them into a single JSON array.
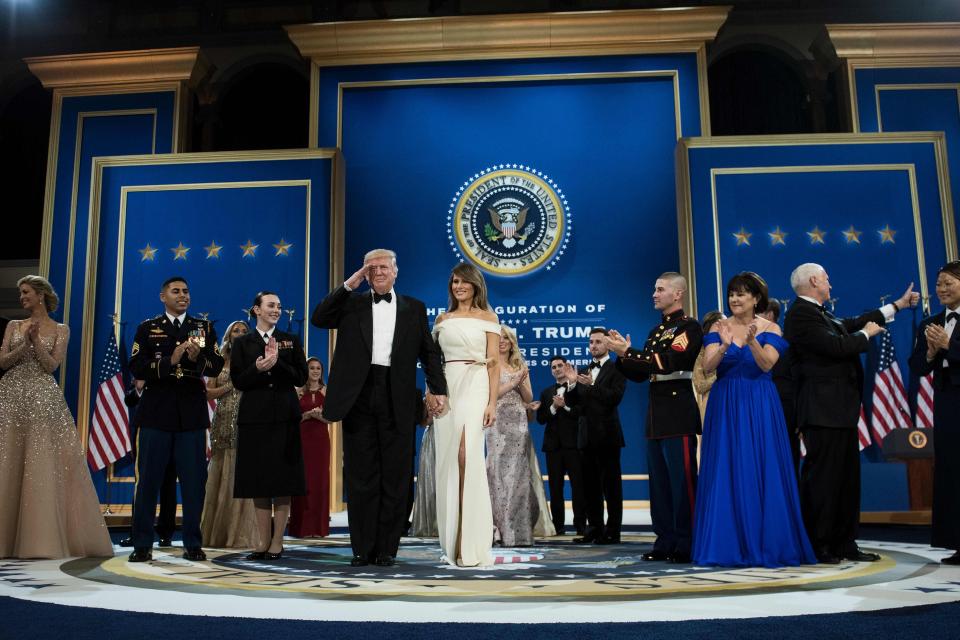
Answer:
[{"xmin": 2, "ymin": 595, "xmax": 959, "ymax": 640}]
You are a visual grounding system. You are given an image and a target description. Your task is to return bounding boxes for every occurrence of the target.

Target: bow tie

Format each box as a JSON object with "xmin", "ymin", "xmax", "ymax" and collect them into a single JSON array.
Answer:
[
  {"xmin": 947, "ymin": 311, "xmax": 959, "ymax": 324},
  {"xmin": 373, "ymin": 291, "xmax": 392, "ymax": 304},
  {"xmin": 589, "ymin": 360, "xmax": 601, "ymax": 370}
]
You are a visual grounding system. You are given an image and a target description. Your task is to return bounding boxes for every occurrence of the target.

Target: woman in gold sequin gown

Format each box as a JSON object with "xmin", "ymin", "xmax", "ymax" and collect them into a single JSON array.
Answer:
[
  {"xmin": 200, "ymin": 320, "xmax": 260, "ymax": 548},
  {"xmin": 0, "ymin": 276, "xmax": 113, "ymax": 559}
]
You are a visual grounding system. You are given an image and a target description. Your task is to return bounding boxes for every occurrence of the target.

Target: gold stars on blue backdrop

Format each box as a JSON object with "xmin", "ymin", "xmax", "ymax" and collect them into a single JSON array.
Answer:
[
  {"xmin": 204, "ymin": 240, "xmax": 223, "ymax": 259},
  {"xmin": 729, "ymin": 225, "xmax": 897, "ymax": 247},
  {"xmin": 240, "ymin": 240, "xmax": 259, "ymax": 257},
  {"xmin": 273, "ymin": 238, "xmax": 293, "ymax": 256},
  {"xmin": 138, "ymin": 243, "xmax": 158, "ymax": 262},
  {"xmin": 171, "ymin": 242, "xmax": 190, "ymax": 260},
  {"xmin": 135, "ymin": 239, "xmax": 296, "ymax": 262}
]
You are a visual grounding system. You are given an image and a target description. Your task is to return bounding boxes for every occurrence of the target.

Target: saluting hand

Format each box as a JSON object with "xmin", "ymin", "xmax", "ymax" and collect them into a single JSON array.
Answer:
[{"xmin": 345, "ymin": 264, "xmax": 370, "ymax": 290}]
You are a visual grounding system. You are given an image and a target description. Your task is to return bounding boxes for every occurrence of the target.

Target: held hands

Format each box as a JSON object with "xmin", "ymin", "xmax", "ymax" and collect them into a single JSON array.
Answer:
[
  {"xmin": 425, "ymin": 392, "xmax": 448, "ymax": 417},
  {"xmin": 863, "ymin": 321, "xmax": 885, "ymax": 338},
  {"xmin": 896, "ymin": 282, "xmax": 921, "ymax": 310},
  {"xmin": 925, "ymin": 323, "xmax": 950, "ymax": 353},
  {"xmin": 256, "ymin": 337, "xmax": 279, "ymax": 371},
  {"xmin": 604, "ymin": 330, "xmax": 631, "ymax": 356}
]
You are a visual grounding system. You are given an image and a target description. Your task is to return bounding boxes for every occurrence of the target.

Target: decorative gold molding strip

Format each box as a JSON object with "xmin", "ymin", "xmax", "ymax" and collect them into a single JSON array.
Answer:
[
  {"xmin": 286, "ymin": 7, "xmax": 730, "ymax": 66},
  {"xmin": 25, "ymin": 47, "xmax": 206, "ymax": 89},
  {"xmin": 827, "ymin": 22, "xmax": 960, "ymax": 60}
]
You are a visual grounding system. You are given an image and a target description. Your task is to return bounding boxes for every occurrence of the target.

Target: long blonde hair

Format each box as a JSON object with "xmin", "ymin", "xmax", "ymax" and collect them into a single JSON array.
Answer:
[
  {"xmin": 447, "ymin": 262, "xmax": 491, "ymax": 313},
  {"xmin": 500, "ymin": 324, "xmax": 526, "ymax": 372},
  {"xmin": 220, "ymin": 320, "xmax": 249, "ymax": 360}
]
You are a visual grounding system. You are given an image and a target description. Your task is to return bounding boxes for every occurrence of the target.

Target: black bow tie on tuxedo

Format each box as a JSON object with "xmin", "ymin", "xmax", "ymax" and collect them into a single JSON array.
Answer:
[
  {"xmin": 947, "ymin": 312, "xmax": 960, "ymax": 324},
  {"xmin": 589, "ymin": 360, "xmax": 601, "ymax": 370},
  {"xmin": 373, "ymin": 291, "xmax": 392, "ymax": 304}
]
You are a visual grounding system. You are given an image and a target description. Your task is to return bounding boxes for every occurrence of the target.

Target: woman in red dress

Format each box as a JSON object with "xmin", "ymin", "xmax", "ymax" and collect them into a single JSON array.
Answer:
[{"xmin": 289, "ymin": 357, "xmax": 330, "ymax": 537}]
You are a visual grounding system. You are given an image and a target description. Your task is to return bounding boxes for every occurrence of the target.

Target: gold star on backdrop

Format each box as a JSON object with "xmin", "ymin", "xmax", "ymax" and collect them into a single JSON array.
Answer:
[
  {"xmin": 842, "ymin": 225, "xmax": 862, "ymax": 244},
  {"xmin": 806, "ymin": 226, "xmax": 827, "ymax": 245},
  {"xmin": 138, "ymin": 243, "xmax": 157, "ymax": 262},
  {"xmin": 204, "ymin": 240, "xmax": 223, "ymax": 259},
  {"xmin": 733, "ymin": 227, "xmax": 752, "ymax": 246},
  {"xmin": 273, "ymin": 238, "xmax": 293, "ymax": 256},
  {"xmin": 171, "ymin": 242, "xmax": 190, "ymax": 260},
  {"xmin": 878, "ymin": 225, "xmax": 897, "ymax": 244},
  {"xmin": 240, "ymin": 239, "xmax": 259, "ymax": 257},
  {"xmin": 768, "ymin": 226, "xmax": 787, "ymax": 246}
]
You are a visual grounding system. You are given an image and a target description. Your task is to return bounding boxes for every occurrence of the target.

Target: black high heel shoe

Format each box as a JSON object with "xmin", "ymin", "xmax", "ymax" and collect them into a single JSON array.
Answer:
[
  {"xmin": 246, "ymin": 550, "xmax": 268, "ymax": 560},
  {"xmin": 265, "ymin": 546, "xmax": 284, "ymax": 560}
]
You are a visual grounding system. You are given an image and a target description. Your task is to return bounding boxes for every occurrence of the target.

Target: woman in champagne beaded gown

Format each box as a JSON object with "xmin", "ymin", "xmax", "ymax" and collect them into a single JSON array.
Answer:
[
  {"xmin": 201, "ymin": 320, "xmax": 260, "ymax": 548},
  {"xmin": 429, "ymin": 263, "xmax": 500, "ymax": 567},
  {"xmin": 0, "ymin": 275, "xmax": 113, "ymax": 559}
]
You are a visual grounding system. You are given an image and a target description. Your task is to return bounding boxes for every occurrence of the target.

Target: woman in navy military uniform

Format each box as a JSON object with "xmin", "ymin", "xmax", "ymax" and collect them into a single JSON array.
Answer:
[
  {"xmin": 909, "ymin": 261, "xmax": 960, "ymax": 565},
  {"xmin": 232, "ymin": 291, "xmax": 308, "ymax": 560}
]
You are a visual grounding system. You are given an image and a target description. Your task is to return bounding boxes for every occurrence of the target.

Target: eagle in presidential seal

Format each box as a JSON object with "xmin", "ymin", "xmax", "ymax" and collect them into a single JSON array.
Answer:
[{"xmin": 448, "ymin": 164, "xmax": 571, "ymax": 276}]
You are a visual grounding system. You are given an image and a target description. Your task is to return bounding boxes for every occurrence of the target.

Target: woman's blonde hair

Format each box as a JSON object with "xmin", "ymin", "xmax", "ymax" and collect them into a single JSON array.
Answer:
[
  {"xmin": 220, "ymin": 320, "xmax": 249, "ymax": 359},
  {"xmin": 17, "ymin": 275, "xmax": 59, "ymax": 313},
  {"xmin": 500, "ymin": 324, "xmax": 526, "ymax": 372},
  {"xmin": 447, "ymin": 262, "xmax": 490, "ymax": 312}
]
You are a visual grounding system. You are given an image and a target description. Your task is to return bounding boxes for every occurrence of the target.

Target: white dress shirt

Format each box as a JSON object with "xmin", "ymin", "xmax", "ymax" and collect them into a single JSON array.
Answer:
[
  {"xmin": 549, "ymin": 382, "xmax": 571, "ymax": 415},
  {"xmin": 257, "ymin": 327, "xmax": 275, "ymax": 343},
  {"xmin": 165, "ymin": 311, "xmax": 187, "ymax": 327},
  {"xmin": 591, "ymin": 354, "xmax": 610, "ymax": 382},
  {"xmin": 370, "ymin": 289, "xmax": 397, "ymax": 367}
]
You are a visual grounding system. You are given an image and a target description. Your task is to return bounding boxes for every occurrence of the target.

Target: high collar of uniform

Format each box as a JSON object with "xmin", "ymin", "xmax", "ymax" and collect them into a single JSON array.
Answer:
[{"xmin": 662, "ymin": 308, "xmax": 686, "ymax": 322}]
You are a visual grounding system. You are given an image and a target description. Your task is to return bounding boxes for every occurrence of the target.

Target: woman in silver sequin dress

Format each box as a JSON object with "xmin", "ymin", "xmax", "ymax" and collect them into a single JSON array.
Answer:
[
  {"xmin": 486, "ymin": 325, "xmax": 555, "ymax": 547},
  {"xmin": 200, "ymin": 320, "xmax": 260, "ymax": 548},
  {"xmin": 0, "ymin": 276, "xmax": 113, "ymax": 559}
]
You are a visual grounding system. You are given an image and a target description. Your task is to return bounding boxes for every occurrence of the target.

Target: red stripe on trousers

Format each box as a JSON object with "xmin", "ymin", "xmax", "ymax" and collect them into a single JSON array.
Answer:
[{"xmin": 682, "ymin": 435, "xmax": 695, "ymax": 520}]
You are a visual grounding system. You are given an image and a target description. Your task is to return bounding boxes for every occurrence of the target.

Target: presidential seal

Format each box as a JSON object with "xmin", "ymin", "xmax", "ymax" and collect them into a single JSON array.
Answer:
[{"xmin": 448, "ymin": 164, "xmax": 571, "ymax": 276}]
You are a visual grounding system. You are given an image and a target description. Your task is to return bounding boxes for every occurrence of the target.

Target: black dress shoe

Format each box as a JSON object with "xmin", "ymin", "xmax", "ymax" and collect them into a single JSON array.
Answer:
[
  {"xmin": 641, "ymin": 550, "xmax": 670, "ymax": 561},
  {"xmin": 573, "ymin": 532, "xmax": 599, "ymax": 544},
  {"xmin": 597, "ymin": 536, "xmax": 620, "ymax": 545},
  {"xmin": 668, "ymin": 552, "xmax": 691, "ymax": 564},
  {"xmin": 119, "ymin": 536, "xmax": 134, "ymax": 548},
  {"xmin": 128, "ymin": 548, "xmax": 152, "ymax": 562},
  {"xmin": 941, "ymin": 551, "xmax": 960, "ymax": 565},
  {"xmin": 841, "ymin": 550, "xmax": 881, "ymax": 562},
  {"xmin": 158, "ymin": 537, "xmax": 173, "ymax": 547},
  {"xmin": 815, "ymin": 550, "xmax": 841, "ymax": 564},
  {"xmin": 350, "ymin": 555, "xmax": 369, "ymax": 567},
  {"xmin": 373, "ymin": 554, "xmax": 395, "ymax": 567},
  {"xmin": 182, "ymin": 548, "xmax": 207, "ymax": 561},
  {"xmin": 246, "ymin": 551, "xmax": 267, "ymax": 561}
]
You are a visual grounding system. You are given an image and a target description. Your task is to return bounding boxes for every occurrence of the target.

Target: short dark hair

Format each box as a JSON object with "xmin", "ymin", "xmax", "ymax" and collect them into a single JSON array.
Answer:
[
  {"xmin": 701, "ymin": 310, "xmax": 724, "ymax": 333},
  {"xmin": 249, "ymin": 290, "xmax": 278, "ymax": 319},
  {"xmin": 161, "ymin": 276, "xmax": 188, "ymax": 290},
  {"xmin": 765, "ymin": 298, "xmax": 782, "ymax": 322},
  {"xmin": 589, "ymin": 327, "xmax": 608, "ymax": 337},
  {"xmin": 726, "ymin": 272, "xmax": 769, "ymax": 314},
  {"xmin": 549, "ymin": 355, "xmax": 567, "ymax": 364}
]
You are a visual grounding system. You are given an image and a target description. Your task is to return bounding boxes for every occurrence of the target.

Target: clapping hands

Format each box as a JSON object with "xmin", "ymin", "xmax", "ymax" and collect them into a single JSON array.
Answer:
[
  {"xmin": 926, "ymin": 323, "xmax": 950, "ymax": 353},
  {"xmin": 604, "ymin": 329, "xmax": 631, "ymax": 356},
  {"xmin": 256, "ymin": 337, "xmax": 278, "ymax": 371},
  {"xmin": 716, "ymin": 319, "xmax": 734, "ymax": 347}
]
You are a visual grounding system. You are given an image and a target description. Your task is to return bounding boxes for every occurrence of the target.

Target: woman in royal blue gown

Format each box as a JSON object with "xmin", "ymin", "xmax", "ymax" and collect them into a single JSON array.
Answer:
[{"xmin": 693, "ymin": 272, "xmax": 816, "ymax": 567}]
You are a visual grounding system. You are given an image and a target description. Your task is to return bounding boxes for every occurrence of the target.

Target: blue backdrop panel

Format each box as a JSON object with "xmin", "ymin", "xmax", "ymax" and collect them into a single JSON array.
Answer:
[
  {"xmin": 317, "ymin": 53, "xmax": 707, "ymax": 501},
  {"xmin": 86, "ymin": 152, "xmax": 336, "ymax": 502},
  {"xmin": 47, "ymin": 92, "xmax": 177, "ymax": 419},
  {"xmin": 853, "ymin": 66, "xmax": 960, "ymax": 228},
  {"xmin": 682, "ymin": 135, "xmax": 956, "ymax": 510}
]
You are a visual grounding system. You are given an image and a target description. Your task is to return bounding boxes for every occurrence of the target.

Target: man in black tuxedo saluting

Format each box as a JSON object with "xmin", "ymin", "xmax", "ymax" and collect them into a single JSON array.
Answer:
[
  {"xmin": 312, "ymin": 249, "xmax": 447, "ymax": 567},
  {"xmin": 784, "ymin": 263, "xmax": 919, "ymax": 564}
]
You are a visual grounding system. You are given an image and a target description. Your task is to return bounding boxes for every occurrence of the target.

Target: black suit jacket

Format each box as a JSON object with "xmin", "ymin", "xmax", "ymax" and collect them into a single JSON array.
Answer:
[
  {"xmin": 128, "ymin": 314, "xmax": 224, "ymax": 431},
  {"xmin": 231, "ymin": 329, "xmax": 308, "ymax": 427},
  {"xmin": 783, "ymin": 297, "xmax": 885, "ymax": 429},
  {"xmin": 311, "ymin": 285, "xmax": 446, "ymax": 433},
  {"xmin": 536, "ymin": 383, "xmax": 580, "ymax": 451},
  {"xmin": 909, "ymin": 311, "xmax": 960, "ymax": 388},
  {"xmin": 565, "ymin": 359, "xmax": 626, "ymax": 449}
]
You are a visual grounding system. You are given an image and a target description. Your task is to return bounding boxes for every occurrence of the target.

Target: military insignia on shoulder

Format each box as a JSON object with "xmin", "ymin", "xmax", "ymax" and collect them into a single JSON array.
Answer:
[
  {"xmin": 131, "ymin": 341, "xmax": 140, "ymax": 356},
  {"xmin": 671, "ymin": 333, "xmax": 689, "ymax": 352}
]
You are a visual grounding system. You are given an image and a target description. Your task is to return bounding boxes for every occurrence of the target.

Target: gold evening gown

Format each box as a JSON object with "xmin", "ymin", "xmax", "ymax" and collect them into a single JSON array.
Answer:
[{"xmin": 0, "ymin": 320, "xmax": 114, "ymax": 558}]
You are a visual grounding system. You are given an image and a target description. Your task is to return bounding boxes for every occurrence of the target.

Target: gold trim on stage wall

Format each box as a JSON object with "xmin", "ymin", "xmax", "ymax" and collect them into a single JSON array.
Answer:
[
  {"xmin": 80, "ymin": 149, "xmax": 339, "ymax": 460},
  {"xmin": 336, "ymin": 70, "xmax": 683, "ymax": 148},
  {"xmin": 25, "ymin": 47, "xmax": 203, "ymax": 89},
  {"xmin": 309, "ymin": 62, "xmax": 320, "ymax": 149},
  {"xmin": 676, "ymin": 132, "xmax": 958, "ymax": 318},
  {"xmin": 329, "ymin": 149, "xmax": 346, "ymax": 512},
  {"xmin": 286, "ymin": 7, "xmax": 729, "ymax": 67},
  {"xmin": 827, "ymin": 23, "xmax": 960, "ymax": 61}
]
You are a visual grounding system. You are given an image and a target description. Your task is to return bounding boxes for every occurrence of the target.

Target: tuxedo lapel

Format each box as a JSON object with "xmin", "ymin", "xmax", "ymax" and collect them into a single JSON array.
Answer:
[
  {"xmin": 358, "ymin": 293, "xmax": 373, "ymax": 352},
  {"xmin": 594, "ymin": 360, "xmax": 613, "ymax": 386},
  {"xmin": 390, "ymin": 293, "xmax": 410, "ymax": 356}
]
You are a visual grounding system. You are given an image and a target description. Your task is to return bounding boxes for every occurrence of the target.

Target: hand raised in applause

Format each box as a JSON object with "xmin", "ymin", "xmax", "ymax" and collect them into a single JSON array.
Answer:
[
  {"xmin": 256, "ymin": 337, "xmax": 279, "ymax": 371},
  {"xmin": 746, "ymin": 320, "xmax": 760, "ymax": 344},
  {"xmin": 926, "ymin": 323, "xmax": 950, "ymax": 353},
  {"xmin": 512, "ymin": 368, "xmax": 528, "ymax": 389},
  {"xmin": 561, "ymin": 362, "xmax": 579, "ymax": 385},
  {"xmin": 716, "ymin": 319, "xmax": 734, "ymax": 347},
  {"xmin": 604, "ymin": 329, "xmax": 631, "ymax": 356},
  {"xmin": 895, "ymin": 282, "xmax": 921, "ymax": 310},
  {"xmin": 552, "ymin": 394, "xmax": 567, "ymax": 409},
  {"xmin": 183, "ymin": 339, "xmax": 201, "ymax": 362},
  {"xmin": 25, "ymin": 321, "xmax": 40, "ymax": 346}
]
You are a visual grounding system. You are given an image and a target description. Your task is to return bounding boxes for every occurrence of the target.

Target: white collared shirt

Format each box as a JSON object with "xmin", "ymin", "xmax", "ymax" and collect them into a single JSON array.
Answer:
[
  {"xmin": 165, "ymin": 311, "xmax": 187, "ymax": 327},
  {"xmin": 591, "ymin": 354, "xmax": 610, "ymax": 382},
  {"xmin": 549, "ymin": 382, "xmax": 571, "ymax": 415},
  {"xmin": 258, "ymin": 327, "xmax": 275, "ymax": 343},
  {"xmin": 371, "ymin": 288, "xmax": 397, "ymax": 367}
]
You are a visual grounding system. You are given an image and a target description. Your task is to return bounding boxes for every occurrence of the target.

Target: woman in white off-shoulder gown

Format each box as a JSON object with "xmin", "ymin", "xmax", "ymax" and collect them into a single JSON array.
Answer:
[{"xmin": 429, "ymin": 263, "xmax": 500, "ymax": 567}]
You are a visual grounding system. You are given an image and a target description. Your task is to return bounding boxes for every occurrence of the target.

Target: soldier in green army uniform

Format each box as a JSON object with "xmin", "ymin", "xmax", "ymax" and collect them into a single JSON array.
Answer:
[
  {"xmin": 605, "ymin": 272, "xmax": 703, "ymax": 564},
  {"xmin": 127, "ymin": 276, "xmax": 223, "ymax": 562}
]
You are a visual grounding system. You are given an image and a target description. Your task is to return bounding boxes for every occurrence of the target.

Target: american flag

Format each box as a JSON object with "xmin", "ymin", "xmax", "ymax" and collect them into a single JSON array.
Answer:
[
  {"xmin": 915, "ymin": 372, "xmax": 935, "ymax": 429},
  {"xmin": 857, "ymin": 405, "xmax": 871, "ymax": 450},
  {"xmin": 87, "ymin": 332, "xmax": 133, "ymax": 470},
  {"xmin": 870, "ymin": 331, "xmax": 913, "ymax": 446}
]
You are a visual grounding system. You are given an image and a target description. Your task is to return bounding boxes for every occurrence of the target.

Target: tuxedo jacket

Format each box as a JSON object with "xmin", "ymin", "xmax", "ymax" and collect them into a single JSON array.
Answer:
[
  {"xmin": 783, "ymin": 297, "xmax": 885, "ymax": 429},
  {"xmin": 311, "ymin": 285, "xmax": 446, "ymax": 433},
  {"xmin": 565, "ymin": 360, "xmax": 626, "ymax": 450},
  {"xmin": 231, "ymin": 329, "xmax": 308, "ymax": 427},
  {"xmin": 536, "ymin": 383, "xmax": 580, "ymax": 451},
  {"xmin": 909, "ymin": 311, "xmax": 960, "ymax": 389}
]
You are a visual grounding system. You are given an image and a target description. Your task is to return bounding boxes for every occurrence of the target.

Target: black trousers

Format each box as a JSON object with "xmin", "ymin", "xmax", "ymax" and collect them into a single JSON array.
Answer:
[
  {"xmin": 800, "ymin": 426, "xmax": 860, "ymax": 554},
  {"xmin": 132, "ymin": 428, "xmax": 207, "ymax": 549},
  {"xmin": 545, "ymin": 448, "xmax": 586, "ymax": 534},
  {"xmin": 778, "ymin": 391, "xmax": 802, "ymax": 480},
  {"xmin": 342, "ymin": 365, "xmax": 412, "ymax": 559},
  {"xmin": 580, "ymin": 445, "xmax": 623, "ymax": 539},
  {"xmin": 129, "ymin": 423, "xmax": 176, "ymax": 539},
  {"xmin": 647, "ymin": 435, "xmax": 698, "ymax": 554}
]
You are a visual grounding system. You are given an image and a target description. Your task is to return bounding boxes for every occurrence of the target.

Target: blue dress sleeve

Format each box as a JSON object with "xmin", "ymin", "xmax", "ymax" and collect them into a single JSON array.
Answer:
[
  {"xmin": 703, "ymin": 332, "xmax": 721, "ymax": 346},
  {"xmin": 757, "ymin": 332, "xmax": 788, "ymax": 353}
]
